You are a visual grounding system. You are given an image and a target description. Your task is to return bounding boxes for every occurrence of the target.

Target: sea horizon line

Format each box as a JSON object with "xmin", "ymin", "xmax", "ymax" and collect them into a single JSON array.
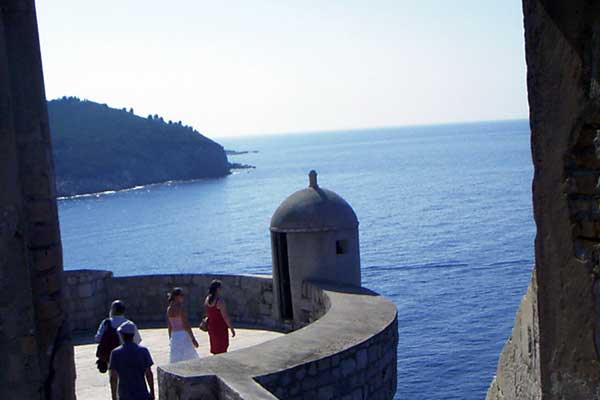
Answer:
[{"xmin": 214, "ymin": 117, "xmax": 529, "ymax": 140}]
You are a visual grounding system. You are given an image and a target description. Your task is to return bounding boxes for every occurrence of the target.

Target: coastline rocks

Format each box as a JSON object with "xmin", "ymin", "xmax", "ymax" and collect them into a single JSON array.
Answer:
[{"xmin": 229, "ymin": 162, "xmax": 256, "ymax": 170}]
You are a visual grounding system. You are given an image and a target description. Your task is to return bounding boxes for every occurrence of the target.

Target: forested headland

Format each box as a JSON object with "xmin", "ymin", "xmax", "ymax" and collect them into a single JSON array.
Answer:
[{"xmin": 48, "ymin": 97, "xmax": 231, "ymax": 196}]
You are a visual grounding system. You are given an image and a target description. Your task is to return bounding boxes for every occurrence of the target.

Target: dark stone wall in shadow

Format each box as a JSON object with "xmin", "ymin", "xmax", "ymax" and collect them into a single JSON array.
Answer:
[
  {"xmin": 489, "ymin": 1, "xmax": 600, "ymax": 399},
  {"xmin": 0, "ymin": 1, "xmax": 74, "ymax": 399}
]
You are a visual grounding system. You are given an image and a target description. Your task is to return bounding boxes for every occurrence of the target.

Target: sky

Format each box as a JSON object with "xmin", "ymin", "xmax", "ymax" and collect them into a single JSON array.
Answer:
[{"xmin": 36, "ymin": 1, "xmax": 527, "ymax": 138}]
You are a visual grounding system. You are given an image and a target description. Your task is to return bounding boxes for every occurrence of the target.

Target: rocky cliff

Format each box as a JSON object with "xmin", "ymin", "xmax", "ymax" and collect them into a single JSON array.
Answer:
[{"xmin": 48, "ymin": 97, "xmax": 231, "ymax": 196}]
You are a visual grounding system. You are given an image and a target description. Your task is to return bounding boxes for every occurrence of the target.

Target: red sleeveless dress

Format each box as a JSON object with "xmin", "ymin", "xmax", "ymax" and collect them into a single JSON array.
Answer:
[{"xmin": 206, "ymin": 301, "xmax": 229, "ymax": 354}]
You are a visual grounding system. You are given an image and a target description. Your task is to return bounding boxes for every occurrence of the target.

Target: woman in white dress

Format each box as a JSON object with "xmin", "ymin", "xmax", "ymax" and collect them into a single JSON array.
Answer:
[{"xmin": 167, "ymin": 287, "xmax": 199, "ymax": 363}]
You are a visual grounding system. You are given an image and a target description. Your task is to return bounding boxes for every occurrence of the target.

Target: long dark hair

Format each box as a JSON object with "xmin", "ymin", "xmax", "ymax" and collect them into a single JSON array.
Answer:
[
  {"xmin": 207, "ymin": 280, "xmax": 222, "ymax": 305},
  {"xmin": 168, "ymin": 287, "xmax": 184, "ymax": 304}
]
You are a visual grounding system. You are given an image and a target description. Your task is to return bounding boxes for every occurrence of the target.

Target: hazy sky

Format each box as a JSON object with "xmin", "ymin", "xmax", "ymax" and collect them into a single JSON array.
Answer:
[{"xmin": 36, "ymin": 1, "xmax": 527, "ymax": 137}]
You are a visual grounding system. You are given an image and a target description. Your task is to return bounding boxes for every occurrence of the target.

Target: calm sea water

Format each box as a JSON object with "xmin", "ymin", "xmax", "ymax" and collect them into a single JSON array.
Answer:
[{"xmin": 58, "ymin": 120, "xmax": 534, "ymax": 400}]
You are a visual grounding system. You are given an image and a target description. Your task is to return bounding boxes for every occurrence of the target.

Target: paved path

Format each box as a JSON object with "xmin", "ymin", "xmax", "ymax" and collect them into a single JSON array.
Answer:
[{"xmin": 74, "ymin": 328, "xmax": 284, "ymax": 400}]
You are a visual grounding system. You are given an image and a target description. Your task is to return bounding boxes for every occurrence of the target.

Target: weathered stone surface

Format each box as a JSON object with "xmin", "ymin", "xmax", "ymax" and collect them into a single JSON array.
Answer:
[
  {"xmin": 64, "ymin": 270, "xmax": 287, "ymax": 334},
  {"xmin": 488, "ymin": 1, "xmax": 600, "ymax": 399},
  {"xmin": 318, "ymin": 385, "xmax": 335, "ymax": 400},
  {"xmin": 0, "ymin": 1, "xmax": 74, "ymax": 399},
  {"xmin": 77, "ymin": 283, "xmax": 93, "ymax": 298},
  {"xmin": 341, "ymin": 358, "xmax": 357, "ymax": 377},
  {"xmin": 356, "ymin": 348, "xmax": 368, "ymax": 370},
  {"xmin": 487, "ymin": 272, "xmax": 540, "ymax": 400},
  {"xmin": 160, "ymin": 282, "xmax": 398, "ymax": 399}
]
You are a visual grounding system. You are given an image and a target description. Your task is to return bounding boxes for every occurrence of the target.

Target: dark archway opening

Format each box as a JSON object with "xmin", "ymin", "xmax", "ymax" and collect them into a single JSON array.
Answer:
[{"xmin": 272, "ymin": 233, "xmax": 293, "ymax": 320}]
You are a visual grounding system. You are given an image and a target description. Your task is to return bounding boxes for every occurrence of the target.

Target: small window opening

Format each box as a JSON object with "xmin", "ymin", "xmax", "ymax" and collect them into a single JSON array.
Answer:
[{"xmin": 336, "ymin": 240, "xmax": 348, "ymax": 255}]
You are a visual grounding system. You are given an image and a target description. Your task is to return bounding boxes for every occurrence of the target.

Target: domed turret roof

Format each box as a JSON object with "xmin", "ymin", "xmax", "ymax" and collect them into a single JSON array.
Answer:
[{"xmin": 270, "ymin": 171, "xmax": 359, "ymax": 232}]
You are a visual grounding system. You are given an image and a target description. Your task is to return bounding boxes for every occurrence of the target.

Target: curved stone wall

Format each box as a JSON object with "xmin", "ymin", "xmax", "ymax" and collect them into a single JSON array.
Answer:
[
  {"xmin": 108, "ymin": 273, "xmax": 284, "ymax": 331},
  {"xmin": 159, "ymin": 282, "xmax": 398, "ymax": 400},
  {"xmin": 64, "ymin": 270, "xmax": 398, "ymax": 399},
  {"xmin": 63, "ymin": 270, "xmax": 292, "ymax": 333}
]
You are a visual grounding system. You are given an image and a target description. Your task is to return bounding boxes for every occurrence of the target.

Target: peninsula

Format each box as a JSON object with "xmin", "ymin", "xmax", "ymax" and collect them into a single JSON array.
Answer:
[{"xmin": 48, "ymin": 97, "xmax": 232, "ymax": 196}]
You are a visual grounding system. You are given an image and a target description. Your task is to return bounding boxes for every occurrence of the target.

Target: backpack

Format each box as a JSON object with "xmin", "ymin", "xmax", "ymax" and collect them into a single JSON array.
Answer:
[{"xmin": 95, "ymin": 318, "xmax": 120, "ymax": 373}]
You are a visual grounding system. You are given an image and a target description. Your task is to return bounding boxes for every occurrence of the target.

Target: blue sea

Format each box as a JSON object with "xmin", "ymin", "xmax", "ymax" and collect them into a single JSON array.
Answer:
[{"xmin": 58, "ymin": 120, "xmax": 534, "ymax": 400}]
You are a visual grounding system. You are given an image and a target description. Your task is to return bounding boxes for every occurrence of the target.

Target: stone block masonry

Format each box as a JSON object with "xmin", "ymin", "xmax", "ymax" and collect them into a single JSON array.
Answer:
[
  {"xmin": 488, "ymin": 1, "xmax": 600, "ymax": 399},
  {"xmin": 63, "ymin": 270, "xmax": 289, "ymax": 333},
  {"xmin": 255, "ymin": 318, "xmax": 397, "ymax": 400},
  {"xmin": 0, "ymin": 1, "xmax": 75, "ymax": 399},
  {"xmin": 159, "ymin": 282, "xmax": 398, "ymax": 400},
  {"xmin": 64, "ymin": 270, "xmax": 398, "ymax": 399},
  {"xmin": 64, "ymin": 270, "xmax": 112, "ymax": 332}
]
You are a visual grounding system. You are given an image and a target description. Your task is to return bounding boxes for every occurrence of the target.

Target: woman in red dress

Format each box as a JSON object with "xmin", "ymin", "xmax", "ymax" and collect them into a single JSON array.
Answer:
[{"xmin": 204, "ymin": 280, "xmax": 235, "ymax": 354}]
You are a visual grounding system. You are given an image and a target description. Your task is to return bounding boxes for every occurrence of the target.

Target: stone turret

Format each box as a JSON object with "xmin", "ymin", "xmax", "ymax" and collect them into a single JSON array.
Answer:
[{"xmin": 270, "ymin": 171, "xmax": 361, "ymax": 323}]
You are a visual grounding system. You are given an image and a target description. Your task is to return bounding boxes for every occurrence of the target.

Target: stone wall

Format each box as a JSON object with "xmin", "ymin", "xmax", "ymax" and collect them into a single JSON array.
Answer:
[
  {"xmin": 159, "ymin": 283, "xmax": 398, "ymax": 400},
  {"xmin": 111, "ymin": 273, "xmax": 282, "ymax": 329},
  {"xmin": 254, "ymin": 282, "xmax": 397, "ymax": 400},
  {"xmin": 64, "ymin": 270, "xmax": 113, "ymax": 332},
  {"xmin": 293, "ymin": 280, "xmax": 331, "ymax": 325},
  {"xmin": 486, "ymin": 272, "xmax": 541, "ymax": 400},
  {"xmin": 255, "ymin": 316, "xmax": 398, "ymax": 400},
  {"xmin": 63, "ymin": 270, "xmax": 288, "ymax": 333},
  {"xmin": 488, "ymin": 1, "xmax": 600, "ymax": 399},
  {"xmin": 0, "ymin": 1, "xmax": 75, "ymax": 399}
]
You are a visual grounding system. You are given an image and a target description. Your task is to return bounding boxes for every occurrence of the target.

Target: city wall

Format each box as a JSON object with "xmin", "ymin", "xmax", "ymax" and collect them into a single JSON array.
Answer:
[
  {"xmin": 63, "ymin": 270, "xmax": 398, "ymax": 400},
  {"xmin": 63, "ymin": 270, "xmax": 289, "ymax": 333}
]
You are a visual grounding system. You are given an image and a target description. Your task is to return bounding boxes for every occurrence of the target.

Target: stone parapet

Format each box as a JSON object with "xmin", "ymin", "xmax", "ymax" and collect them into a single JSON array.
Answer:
[
  {"xmin": 64, "ymin": 271, "xmax": 398, "ymax": 399},
  {"xmin": 158, "ymin": 282, "xmax": 398, "ymax": 400},
  {"xmin": 64, "ymin": 270, "xmax": 113, "ymax": 332},
  {"xmin": 63, "ymin": 270, "xmax": 289, "ymax": 333}
]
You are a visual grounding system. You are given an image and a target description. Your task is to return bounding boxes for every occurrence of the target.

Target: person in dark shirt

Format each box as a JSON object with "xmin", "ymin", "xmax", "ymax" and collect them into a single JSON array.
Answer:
[{"xmin": 109, "ymin": 321, "xmax": 155, "ymax": 400}]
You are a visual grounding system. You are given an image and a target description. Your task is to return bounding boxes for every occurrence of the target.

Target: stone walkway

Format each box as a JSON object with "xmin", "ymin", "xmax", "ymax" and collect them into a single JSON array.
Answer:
[{"xmin": 74, "ymin": 328, "xmax": 284, "ymax": 400}]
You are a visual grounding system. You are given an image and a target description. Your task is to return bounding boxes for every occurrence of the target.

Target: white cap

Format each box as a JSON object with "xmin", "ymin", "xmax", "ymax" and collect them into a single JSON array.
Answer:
[{"xmin": 117, "ymin": 321, "xmax": 137, "ymax": 335}]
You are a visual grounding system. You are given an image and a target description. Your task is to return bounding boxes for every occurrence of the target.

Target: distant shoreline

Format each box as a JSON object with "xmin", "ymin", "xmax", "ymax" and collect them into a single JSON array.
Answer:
[
  {"xmin": 225, "ymin": 149, "xmax": 259, "ymax": 156},
  {"xmin": 56, "ymin": 175, "xmax": 229, "ymax": 200},
  {"xmin": 56, "ymin": 162, "xmax": 258, "ymax": 200},
  {"xmin": 229, "ymin": 162, "xmax": 256, "ymax": 170}
]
